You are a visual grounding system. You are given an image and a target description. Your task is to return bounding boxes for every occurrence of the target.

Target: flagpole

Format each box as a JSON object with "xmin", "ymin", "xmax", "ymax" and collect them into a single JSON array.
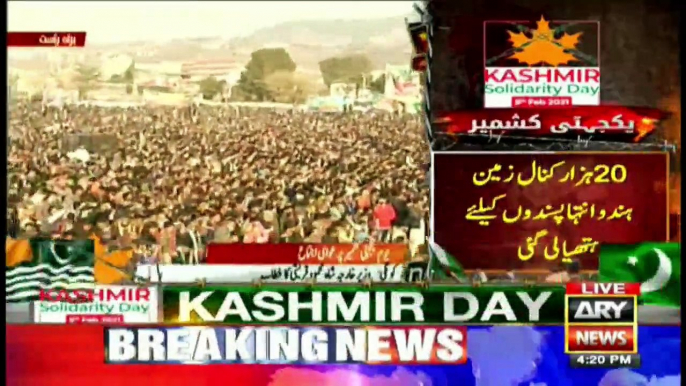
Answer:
[
  {"xmin": 424, "ymin": 236, "xmax": 435, "ymax": 285},
  {"xmin": 155, "ymin": 261, "xmax": 163, "ymax": 323}
]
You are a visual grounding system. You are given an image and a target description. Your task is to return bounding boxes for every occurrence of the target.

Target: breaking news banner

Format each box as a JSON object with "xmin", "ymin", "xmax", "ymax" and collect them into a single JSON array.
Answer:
[
  {"xmin": 565, "ymin": 282, "xmax": 641, "ymax": 369},
  {"xmin": 161, "ymin": 285, "xmax": 565, "ymax": 324},
  {"xmin": 33, "ymin": 285, "xmax": 158, "ymax": 324},
  {"xmin": 105, "ymin": 326, "xmax": 468, "ymax": 364}
]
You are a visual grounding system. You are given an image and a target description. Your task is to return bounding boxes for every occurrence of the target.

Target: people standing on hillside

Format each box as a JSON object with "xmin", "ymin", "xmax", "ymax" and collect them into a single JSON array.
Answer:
[{"xmin": 8, "ymin": 103, "xmax": 429, "ymax": 259}]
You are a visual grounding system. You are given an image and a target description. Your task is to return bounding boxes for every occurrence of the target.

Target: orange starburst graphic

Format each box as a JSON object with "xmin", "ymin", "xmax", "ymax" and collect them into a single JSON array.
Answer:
[
  {"xmin": 634, "ymin": 117, "xmax": 658, "ymax": 142},
  {"xmin": 508, "ymin": 16, "xmax": 582, "ymax": 66}
]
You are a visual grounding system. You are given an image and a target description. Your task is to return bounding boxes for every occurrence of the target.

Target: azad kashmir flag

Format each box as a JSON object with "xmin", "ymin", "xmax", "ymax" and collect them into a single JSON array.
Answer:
[
  {"xmin": 6, "ymin": 238, "xmax": 95, "ymax": 302},
  {"xmin": 6, "ymin": 236, "xmax": 135, "ymax": 302},
  {"xmin": 599, "ymin": 242, "xmax": 681, "ymax": 307},
  {"xmin": 428, "ymin": 240, "xmax": 467, "ymax": 282}
]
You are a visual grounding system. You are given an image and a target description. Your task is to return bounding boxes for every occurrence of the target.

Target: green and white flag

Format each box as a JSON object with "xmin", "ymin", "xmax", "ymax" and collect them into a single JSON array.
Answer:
[
  {"xmin": 428, "ymin": 239, "xmax": 467, "ymax": 281},
  {"xmin": 6, "ymin": 238, "xmax": 96, "ymax": 303},
  {"xmin": 599, "ymin": 242, "xmax": 680, "ymax": 307}
]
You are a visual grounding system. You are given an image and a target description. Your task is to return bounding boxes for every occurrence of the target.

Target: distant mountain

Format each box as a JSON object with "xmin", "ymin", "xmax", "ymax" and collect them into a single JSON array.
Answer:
[
  {"xmin": 9, "ymin": 15, "xmax": 416, "ymax": 73},
  {"xmin": 228, "ymin": 15, "xmax": 415, "ymax": 70},
  {"xmin": 118, "ymin": 15, "xmax": 415, "ymax": 69},
  {"xmin": 232, "ymin": 15, "xmax": 411, "ymax": 47}
]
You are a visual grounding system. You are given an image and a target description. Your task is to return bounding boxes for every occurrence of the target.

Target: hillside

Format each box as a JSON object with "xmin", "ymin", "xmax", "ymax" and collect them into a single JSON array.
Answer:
[
  {"xmin": 220, "ymin": 15, "xmax": 414, "ymax": 69},
  {"xmin": 9, "ymin": 15, "xmax": 415, "ymax": 72}
]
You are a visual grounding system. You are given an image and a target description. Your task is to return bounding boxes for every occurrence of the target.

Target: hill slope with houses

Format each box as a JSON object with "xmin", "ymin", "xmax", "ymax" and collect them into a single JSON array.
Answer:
[{"xmin": 10, "ymin": 14, "xmax": 414, "ymax": 74}]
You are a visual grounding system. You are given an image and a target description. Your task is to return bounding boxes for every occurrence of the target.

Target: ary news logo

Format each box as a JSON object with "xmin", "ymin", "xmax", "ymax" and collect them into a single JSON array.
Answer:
[{"xmin": 484, "ymin": 17, "xmax": 600, "ymax": 108}]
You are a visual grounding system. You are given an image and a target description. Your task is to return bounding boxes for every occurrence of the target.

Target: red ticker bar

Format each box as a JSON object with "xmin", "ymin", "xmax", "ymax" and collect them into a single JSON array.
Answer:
[
  {"xmin": 566, "ymin": 282, "xmax": 641, "ymax": 296},
  {"xmin": 8, "ymin": 32, "xmax": 86, "ymax": 47}
]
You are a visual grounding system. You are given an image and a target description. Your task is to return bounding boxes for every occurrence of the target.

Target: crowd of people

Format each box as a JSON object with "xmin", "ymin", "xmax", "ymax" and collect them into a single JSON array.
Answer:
[{"xmin": 8, "ymin": 102, "xmax": 430, "ymax": 264}]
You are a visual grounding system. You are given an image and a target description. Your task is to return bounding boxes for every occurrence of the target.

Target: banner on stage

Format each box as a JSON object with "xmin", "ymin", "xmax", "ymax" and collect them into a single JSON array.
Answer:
[{"xmin": 136, "ymin": 263, "xmax": 406, "ymax": 284}]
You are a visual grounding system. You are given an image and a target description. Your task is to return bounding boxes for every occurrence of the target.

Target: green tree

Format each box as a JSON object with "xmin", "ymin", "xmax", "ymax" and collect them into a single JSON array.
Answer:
[
  {"xmin": 318, "ymin": 54, "xmax": 373, "ymax": 88},
  {"xmin": 109, "ymin": 62, "xmax": 135, "ymax": 84},
  {"xmin": 234, "ymin": 48, "xmax": 297, "ymax": 101},
  {"xmin": 264, "ymin": 71, "xmax": 317, "ymax": 104},
  {"xmin": 198, "ymin": 76, "xmax": 225, "ymax": 100},
  {"xmin": 369, "ymin": 74, "xmax": 386, "ymax": 94},
  {"xmin": 123, "ymin": 62, "xmax": 135, "ymax": 84},
  {"xmin": 74, "ymin": 64, "xmax": 100, "ymax": 99}
]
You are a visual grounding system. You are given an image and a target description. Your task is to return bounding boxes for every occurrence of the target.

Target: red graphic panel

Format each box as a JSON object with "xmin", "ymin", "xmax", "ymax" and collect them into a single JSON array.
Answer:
[{"xmin": 432, "ymin": 152, "xmax": 669, "ymax": 270}]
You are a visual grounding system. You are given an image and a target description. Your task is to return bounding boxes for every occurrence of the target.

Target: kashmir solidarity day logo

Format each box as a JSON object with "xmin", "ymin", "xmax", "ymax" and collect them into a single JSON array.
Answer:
[{"xmin": 484, "ymin": 16, "xmax": 601, "ymax": 108}]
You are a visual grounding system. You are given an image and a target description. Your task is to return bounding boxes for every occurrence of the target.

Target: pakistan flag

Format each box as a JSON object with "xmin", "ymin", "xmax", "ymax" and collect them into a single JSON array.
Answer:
[
  {"xmin": 599, "ymin": 242, "xmax": 680, "ymax": 307},
  {"xmin": 428, "ymin": 240, "xmax": 467, "ymax": 282}
]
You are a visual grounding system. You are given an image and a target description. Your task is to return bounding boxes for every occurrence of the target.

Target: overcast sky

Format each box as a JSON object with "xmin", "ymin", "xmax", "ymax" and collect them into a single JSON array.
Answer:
[{"xmin": 9, "ymin": 1, "xmax": 414, "ymax": 43}]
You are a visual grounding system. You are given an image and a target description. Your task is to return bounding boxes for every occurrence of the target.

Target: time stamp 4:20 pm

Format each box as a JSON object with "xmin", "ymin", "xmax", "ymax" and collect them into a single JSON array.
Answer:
[{"xmin": 569, "ymin": 353, "xmax": 641, "ymax": 369}]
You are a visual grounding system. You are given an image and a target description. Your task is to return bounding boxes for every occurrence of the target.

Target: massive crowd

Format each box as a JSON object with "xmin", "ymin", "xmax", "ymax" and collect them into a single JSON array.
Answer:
[{"xmin": 8, "ymin": 103, "xmax": 430, "ymax": 264}]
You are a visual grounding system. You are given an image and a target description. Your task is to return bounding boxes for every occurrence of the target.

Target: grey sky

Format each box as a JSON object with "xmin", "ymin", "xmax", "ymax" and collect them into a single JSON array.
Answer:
[{"xmin": 9, "ymin": 1, "xmax": 414, "ymax": 43}]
